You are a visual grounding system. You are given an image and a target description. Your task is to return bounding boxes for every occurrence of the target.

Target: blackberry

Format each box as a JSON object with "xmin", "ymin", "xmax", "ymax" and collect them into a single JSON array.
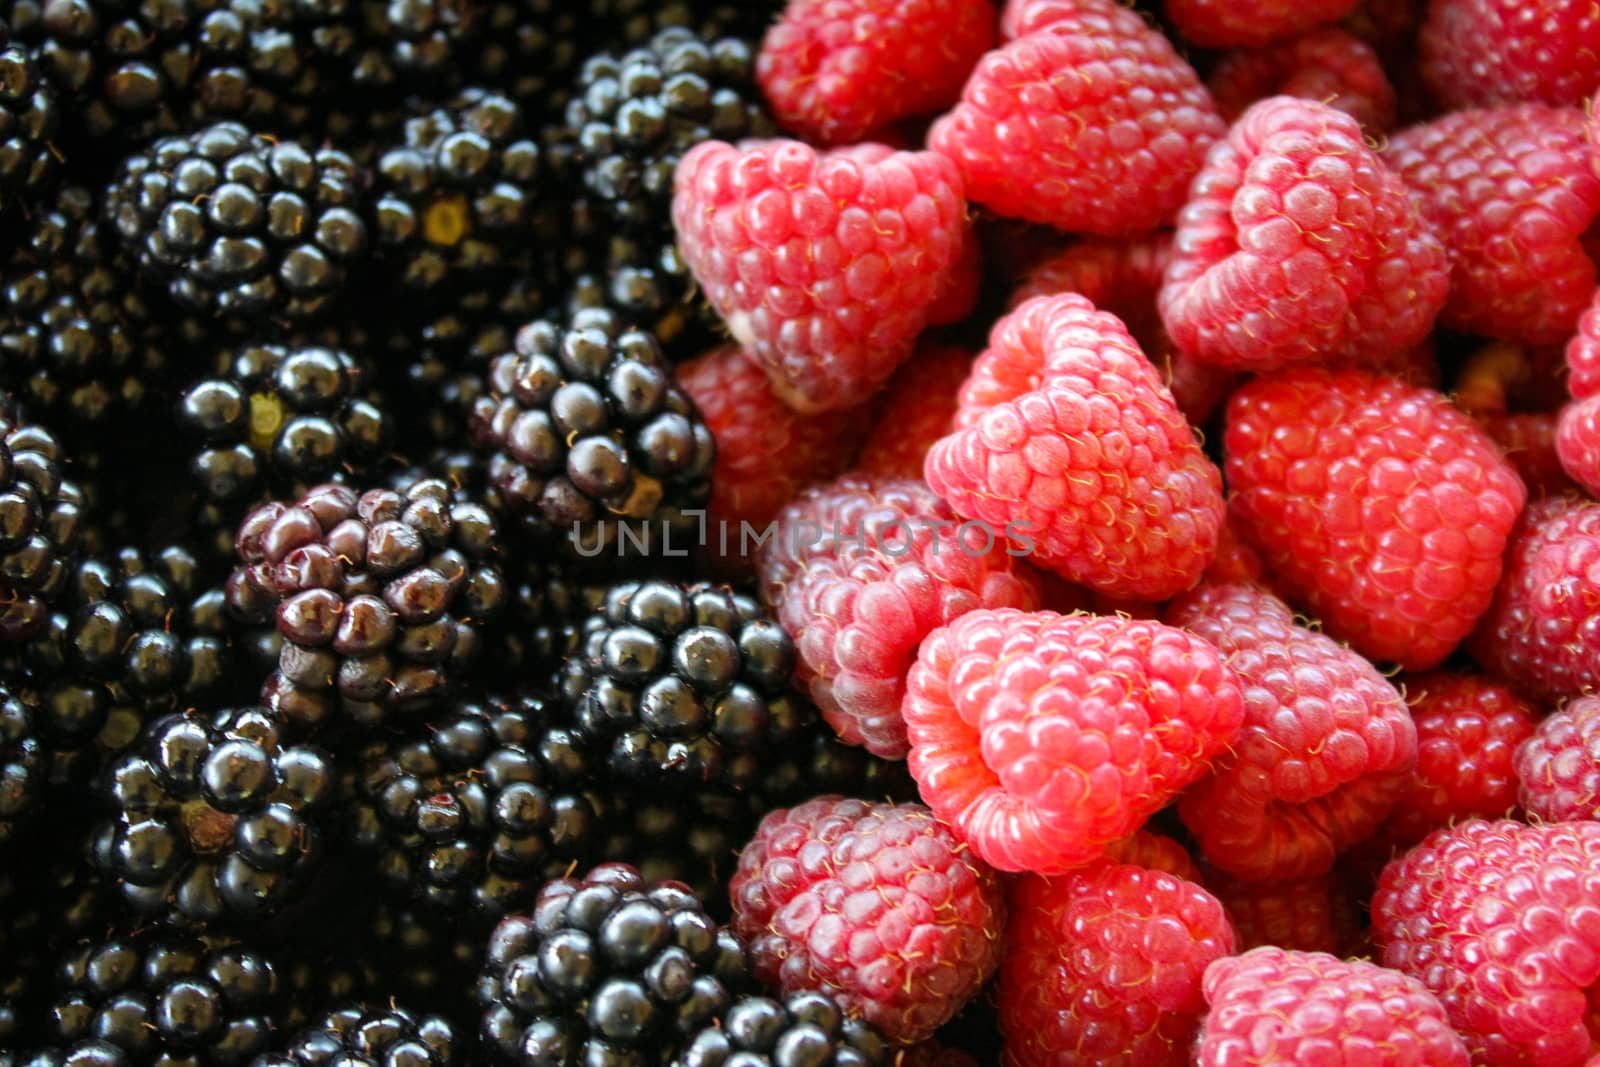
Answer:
[
  {"xmin": 0, "ymin": 400, "xmax": 83, "ymax": 640},
  {"xmin": 468, "ymin": 308, "xmax": 715, "ymax": 549},
  {"xmin": 0, "ymin": 186, "xmax": 166, "ymax": 424},
  {"xmin": 0, "ymin": 30, "xmax": 59, "ymax": 208},
  {"xmin": 254, "ymin": 1005, "xmax": 458, "ymax": 1067},
  {"xmin": 491, "ymin": 550, "xmax": 602, "ymax": 682},
  {"xmin": 224, "ymin": 477, "xmax": 506, "ymax": 732},
  {"xmin": 478, "ymin": 863, "xmax": 748, "ymax": 1067},
  {"xmin": 104, "ymin": 122, "xmax": 368, "ymax": 321},
  {"xmin": 673, "ymin": 992, "xmax": 891, "ymax": 1067},
  {"xmin": 346, "ymin": 691, "xmax": 604, "ymax": 920},
  {"xmin": 367, "ymin": 902, "xmax": 484, "ymax": 1034},
  {"xmin": 48, "ymin": 931, "xmax": 279, "ymax": 1063},
  {"xmin": 179, "ymin": 342, "xmax": 394, "ymax": 508},
  {"xmin": 556, "ymin": 579, "xmax": 809, "ymax": 788},
  {"xmin": 0, "ymin": 679, "xmax": 43, "ymax": 844}
]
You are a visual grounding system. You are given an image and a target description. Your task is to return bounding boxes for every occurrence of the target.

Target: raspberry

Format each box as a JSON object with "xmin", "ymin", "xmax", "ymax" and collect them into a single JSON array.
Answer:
[
  {"xmin": 1420, "ymin": 0, "xmax": 1600, "ymax": 109},
  {"xmin": 902, "ymin": 608, "xmax": 1245, "ymax": 874},
  {"xmin": 997, "ymin": 863, "xmax": 1236, "ymax": 1067},
  {"xmin": 1556, "ymin": 395, "xmax": 1600, "ymax": 496},
  {"xmin": 855, "ymin": 344, "xmax": 973, "ymax": 482},
  {"xmin": 1224, "ymin": 368, "xmax": 1526, "ymax": 670},
  {"xmin": 929, "ymin": 0, "xmax": 1224, "ymax": 236},
  {"xmin": 1373, "ymin": 820, "xmax": 1600, "ymax": 1067},
  {"xmin": 1203, "ymin": 870, "xmax": 1364, "ymax": 956},
  {"xmin": 729, "ymin": 796, "xmax": 1005, "ymax": 1045},
  {"xmin": 1162, "ymin": 0, "xmax": 1361, "ymax": 48},
  {"xmin": 1158, "ymin": 97, "xmax": 1448, "ymax": 373},
  {"xmin": 1384, "ymin": 105, "xmax": 1600, "ymax": 346},
  {"xmin": 900, "ymin": 1041, "xmax": 978, "ymax": 1067},
  {"xmin": 757, "ymin": 0, "xmax": 996, "ymax": 145},
  {"xmin": 676, "ymin": 344, "xmax": 866, "ymax": 569},
  {"xmin": 1195, "ymin": 948, "xmax": 1469, "ymax": 1067},
  {"xmin": 1202, "ymin": 515, "xmax": 1268, "ymax": 586},
  {"xmin": 672, "ymin": 139, "xmax": 969, "ymax": 414},
  {"xmin": 1469, "ymin": 495, "xmax": 1600, "ymax": 700},
  {"xmin": 1477, "ymin": 410, "xmax": 1580, "ymax": 499},
  {"xmin": 1207, "ymin": 27, "xmax": 1398, "ymax": 131},
  {"xmin": 1166, "ymin": 581, "xmax": 1416, "ymax": 882},
  {"xmin": 1384, "ymin": 671, "xmax": 1539, "ymax": 846},
  {"xmin": 925, "ymin": 293, "xmax": 1225, "ymax": 600},
  {"xmin": 1105, "ymin": 831, "xmax": 1204, "ymax": 883},
  {"xmin": 1515, "ymin": 694, "xmax": 1600, "ymax": 822},
  {"xmin": 756, "ymin": 474, "xmax": 1040, "ymax": 758},
  {"xmin": 1567, "ymin": 284, "xmax": 1600, "ymax": 399}
]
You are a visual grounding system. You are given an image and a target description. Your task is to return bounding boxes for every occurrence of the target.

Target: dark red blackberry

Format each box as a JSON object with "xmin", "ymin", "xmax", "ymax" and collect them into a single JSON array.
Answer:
[
  {"xmin": 0, "ymin": 401, "xmax": 82, "ymax": 641},
  {"xmin": 48, "ymin": 931, "xmax": 279, "ymax": 1062},
  {"xmin": 0, "ymin": 679, "xmax": 43, "ymax": 844},
  {"xmin": 673, "ymin": 992, "xmax": 890, "ymax": 1067},
  {"xmin": 478, "ymin": 863, "xmax": 748, "ymax": 1067},
  {"xmin": 224, "ymin": 477, "xmax": 506, "ymax": 732},
  {"xmin": 346, "ymin": 691, "xmax": 605, "ymax": 921},
  {"xmin": 254, "ymin": 1005, "xmax": 458, "ymax": 1067},
  {"xmin": 179, "ymin": 342, "xmax": 394, "ymax": 508},
  {"xmin": 89, "ymin": 705, "xmax": 333, "ymax": 926},
  {"xmin": 0, "ymin": 30, "xmax": 59, "ymax": 208},
  {"xmin": 468, "ymin": 308, "xmax": 714, "ymax": 549},
  {"xmin": 0, "ymin": 186, "xmax": 167, "ymax": 424},
  {"xmin": 104, "ymin": 123, "xmax": 368, "ymax": 322}
]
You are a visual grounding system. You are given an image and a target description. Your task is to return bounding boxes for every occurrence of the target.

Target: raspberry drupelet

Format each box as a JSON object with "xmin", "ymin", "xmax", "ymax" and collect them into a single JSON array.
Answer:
[
  {"xmin": 1206, "ymin": 27, "xmax": 1397, "ymax": 131},
  {"xmin": 1555, "ymin": 395, "xmax": 1600, "ymax": 495},
  {"xmin": 903, "ymin": 607, "xmax": 1245, "ymax": 875},
  {"xmin": 855, "ymin": 345, "xmax": 973, "ymax": 482},
  {"xmin": 1420, "ymin": 0, "xmax": 1600, "ymax": 109},
  {"xmin": 1514, "ymin": 694, "xmax": 1600, "ymax": 822},
  {"xmin": 1160, "ymin": 0, "xmax": 1362, "ymax": 49},
  {"xmin": 1202, "ymin": 871, "xmax": 1363, "ymax": 956}
]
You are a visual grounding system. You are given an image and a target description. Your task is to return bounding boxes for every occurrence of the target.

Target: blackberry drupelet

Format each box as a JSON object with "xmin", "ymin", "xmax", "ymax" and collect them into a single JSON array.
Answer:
[
  {"xmin": 673, "ymin": 992, "xmax": 891, "ymax": 1067},
  {"xmin": 89, "ymin": 705, "xmax": 333, "ymax": 926},
  {"xmin": 468, "ymin": 307, "xmax": 714, "ymax": 548},
  {"xmin": 346, "ymin": 691, "xmax": 604, "ymax": 920},
  {"xmin": 0, "ymin": 400, "xmax": 83, "ymax": 641},
  {"xmin": 490, "ymin": 550, "xmax": 602, "ymax": 682},
  {"xmin": 556, "ymin": 579, "xmax": 809, "ymax": 789},
  {"xmin": 225, "ymin": 477, "xmax": 506, "ymax": 732},
  {"xmin": 0, "ymin": 680, "xmax": 43, "ymax": 844},
  {"xmin": 0, "ymin": 185, "xmax": 166, "ymax": 424},
  {"xmin": 104, "ymin": 122, "xmax": 368, "ymax": 321},
  {"xmin": 478, "ymin": 863, "xmax": 748, "ymax": 1067},
  {"xmin": 48, "ymin": 930, "xmax": 279, "ymax": 1062},
  {"xmin": 179, "ymin": 342, "xmax": 394, "ymax": 508},
  {"xmin": 254, "ymin": 1005, "xmax": 458, "ymax": 1067},
  {"xmin": 0, "ymin": 31, "xmax": 59, "ymax": 208}
]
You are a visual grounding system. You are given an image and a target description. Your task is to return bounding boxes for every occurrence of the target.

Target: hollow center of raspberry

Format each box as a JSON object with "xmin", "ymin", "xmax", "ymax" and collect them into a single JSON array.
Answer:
[{"xmin": 182, "ymin": 800, "xmax": 239, "ymax": 855}]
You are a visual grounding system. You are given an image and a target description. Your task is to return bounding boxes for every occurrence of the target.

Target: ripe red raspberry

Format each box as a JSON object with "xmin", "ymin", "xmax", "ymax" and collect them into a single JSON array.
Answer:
[
  {"xmin": 1106, "ymin": 831, "xmax": 1204, "ymax": 883},
  {"xmin": 729, "ymin": 796, "xmax": 1005, "ymax": 1045},
  {"xmin": 1225, "ymin": 368, "xmax": 1526, "ymax": 670},
  {"xmin": 1207, "ymin": 27, "xmax": 1397, "ymax": 131},
  {"xmin": 925, "ymin": 293, "xmax": 1225, "ymax": 600},
  {"xmin": 1383, "ymin": 671, "xmax": 1539, "ymax": 847},
  {"xmin": 1420, "ymin": 0, "xmax": 1600, "ymax": 109},
  {"xmin": 676, "ymin": 344, "xmax": 866, "ymax": 570},
  {"xmin": 1567, "ymin": 285, "xmax": 1600, "ymax": 399},
  {"xmin": 1202, "ymin": 514, "xmax": 1267, "ymax": 586},
  {"xmin": 997, "ymin": 863, "xmax": 1236, "ymax": 1067},
  {"xmin": 1384, "ymin": 105, "xmax": 1600, "ymax": 347},
  {"xmin": 672, "ymin": 139, "xmax": 968, "ymax": 414},
  {"xmin": 1203, "ymin": 871, "xmax": 1362, "ymax": 955},
  {"xmin": 757, "ymin": 0, "xmax": 996, "ymax": 146},
  {"xmin": 1196, "ymin": 948, "xmax": 1469, "ymax": 1067},
  {"xmin": 1158, "ymin": 97, "xmax": 1448, "ymax": 373},
  {"xmin": 929, "ymin": 0, "xmax": 1224, "ymax": 236},
  {"xmin": 1556, "ymin": 395, "xmax": 1600, "ymax": 496},
  {"xmin": 1373, "ymin": 819, "xmax": 1600, "ymax": 1067},
  {"xmin": 1477, "ymin": 410, "xmax": 1580, "ymax": 499},
  {"xmin": 1516, "ymin": 694, "xmax": 1600, "ymax": 822},
  {"xmin": 903, "ymin": 608, "xmax": 1245, "ymax": 874},
  {"xmin": 1470, "ymin": 495, "xmax": 1600, "ymax": 701},
  {"xmin": 1161, "ymin": 0, "xmax": 1361, "ymax": 48},
  {"xmin": 757, "ymin": 474, "xmax": 1040, "ymax": 758},
  {"xmin": 855, "ymin": 344, "xmax": 973, "ymax": 482},
  {"xmin": 1166, "ymin": 581, "xmax": 1416, "ymax": 882}
]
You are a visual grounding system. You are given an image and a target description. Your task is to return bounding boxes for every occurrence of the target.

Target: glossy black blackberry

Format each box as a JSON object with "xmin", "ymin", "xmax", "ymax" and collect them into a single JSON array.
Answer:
[
  {"xmin": 367, "ymin": 902, "xmax": 483, "ymax": 1033},
  {"xmin": 673, "ymin": 992, "xmax": 891, "ymax": 1067},
  {"xmin": 0, "ymin": 185, "xmax": 167, "ymax": 424},
  {"xmin": 23, "ymin": 545, "xmax": 236, "ymax": 713},
  {"xmin": 48, "ymin": 931, "xmax": 279, "ymax": 1063},
  {"xmin": 557, "ymin": 580, "xmax": 809, "ymax": 789},
  {"xmin": 225, "ymin": 478, "xmax": 506, "ymax": 732},
  {"xmin": 0, "ymin": 679, "xmax": 43, "ymax": 844},
  {"xmin": 179, "ymin": 342, "xmax": 393, "ymax": 507},
  {"xmin": 89, "ymin": 705, "xmax": 332, "ymax": 926},
  {"xmin": 347, "ymin": 691, "xmax": 604, "ymax": 920},
  {"xmin": 561, "ymin": 242, "xmax": 703, "ymax": 353},
  {"xmin": 478, "ymin": 863, "xmax": 748, "ymax": 1067},
  {"xmin": 491, "ymin": 551, "xmax": 602, "ymax": 682},
  {"xmin": 0, "ymin": 32, "xmax": 59, "ymax": 208},
  {"xmin": 0, "ymin": 401, "xmax": 83, "ymax": 641},
  {"xmin": 255, "ymin": 1005, "xmax": 458, "ymax": 1067},
  {"xmin": 370, "ymin": 89, "xmax": 546, "ymax": 294},
  {"xmin": 104, "ymin": 122, "xmax": 368, "ymax": 321},
  {"xmin": 468, "ymin": 308, "xmax": 714, "ymax": 548}
]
